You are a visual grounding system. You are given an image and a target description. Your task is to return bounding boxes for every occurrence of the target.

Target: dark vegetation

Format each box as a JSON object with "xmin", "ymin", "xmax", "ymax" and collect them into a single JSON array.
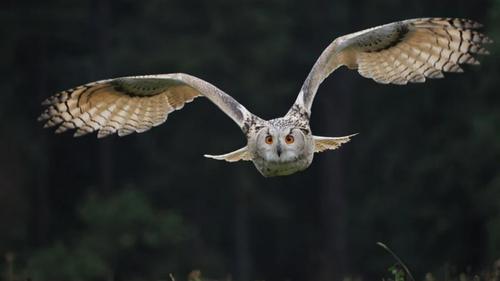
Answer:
[{"xmin": 1, "ymin": 0, "xmax": 500, "ymax": 280}]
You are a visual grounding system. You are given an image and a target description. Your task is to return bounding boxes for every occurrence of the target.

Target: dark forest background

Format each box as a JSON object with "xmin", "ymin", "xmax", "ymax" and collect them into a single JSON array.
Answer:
[{"xmin": 1, "ymin": 0, "xmax": 500, "ymax": 280}]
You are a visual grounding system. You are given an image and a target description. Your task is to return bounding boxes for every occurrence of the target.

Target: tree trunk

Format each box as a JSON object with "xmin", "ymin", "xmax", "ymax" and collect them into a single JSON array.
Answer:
[
  {"xmin": 316, "ymin": 69, "xmax": 354, "ymax": 281},
  {"xmin": 312, "ymin": 2, "xmax": 356, "ymax": 279},
  {"xmin": 90, "ymin": 0, "xmax": 114, "ymax": 193},
  {"xmin": 234, "ymin": 171, "xmax": 252, "ymax": 281},
  {"xmin": 33, "ymin": 35, "xmax": 51, "ymax": 245}
]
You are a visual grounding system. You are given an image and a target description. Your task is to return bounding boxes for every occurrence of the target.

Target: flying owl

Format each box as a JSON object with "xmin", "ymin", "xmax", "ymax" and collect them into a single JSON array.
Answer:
[{"xmin": 39, "ymin": 18, "xmax": 491, "ymax": 177}]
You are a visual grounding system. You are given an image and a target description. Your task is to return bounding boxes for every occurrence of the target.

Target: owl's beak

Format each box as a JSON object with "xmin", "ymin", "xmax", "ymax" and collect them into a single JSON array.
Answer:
[{"xmin": 276, "ymin": 143, "xmax": 282, "ymax": 157}]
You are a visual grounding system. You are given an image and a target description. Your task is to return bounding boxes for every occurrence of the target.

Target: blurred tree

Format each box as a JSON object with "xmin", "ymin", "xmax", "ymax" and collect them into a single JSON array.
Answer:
[{"xmin": 26, "ymin": 189, "xmax": 198, "ymax": 281}]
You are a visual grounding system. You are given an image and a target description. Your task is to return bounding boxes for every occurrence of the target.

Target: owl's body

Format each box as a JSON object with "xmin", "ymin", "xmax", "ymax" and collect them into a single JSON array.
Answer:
[
  {"xmin": 253, "ymin": 152, "xmax": 313, "ymax": 177},
  {"xmin": 39, "ymin": 18, "xmax": 491, "ymax": 177}
]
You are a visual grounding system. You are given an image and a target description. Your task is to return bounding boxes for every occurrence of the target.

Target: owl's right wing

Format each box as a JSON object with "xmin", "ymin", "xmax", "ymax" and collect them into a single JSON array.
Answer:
[
  {"xmin": 39, "ymin": 73, "xmax": 258, "ymax": 138},
  {"xmin": 291, "ymin": 18, "xmax": 492, "ymax": 115}
]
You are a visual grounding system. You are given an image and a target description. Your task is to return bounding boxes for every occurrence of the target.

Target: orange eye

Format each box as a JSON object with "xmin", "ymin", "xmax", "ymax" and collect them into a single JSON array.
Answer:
[
  {"xmin": 285, "ymin": 135, "xmax": 294, "ymax": 144},
  {"xmin": 265, "ymin": 136, "xmax": 273, "ymax": 144}
]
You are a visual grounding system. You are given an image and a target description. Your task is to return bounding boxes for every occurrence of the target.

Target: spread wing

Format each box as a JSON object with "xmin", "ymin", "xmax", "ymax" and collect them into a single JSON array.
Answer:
[
  {"xmin": 39, "ymin": 73, "xmax": 256, "ymax": 138},
  {"xmin": 291, "ymin": 18, "xmax": 492, "ymax": 114}
]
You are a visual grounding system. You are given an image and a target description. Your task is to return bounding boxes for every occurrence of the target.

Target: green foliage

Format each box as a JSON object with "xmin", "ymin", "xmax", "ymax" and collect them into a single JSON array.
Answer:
[
  {"xmin": 26, "ymin": 190, "xmax": 196, "ymax": 281},
  {"xmin": 79, "ymin": 190, "xmax": 192, "ymax": 251},
  {"xmin": 388, "ymin": 264, "xmax": 407, "ymax": 281},
  {"xmin": 26, "ymin": 244, "xmax": 108, "ymax": 281}
]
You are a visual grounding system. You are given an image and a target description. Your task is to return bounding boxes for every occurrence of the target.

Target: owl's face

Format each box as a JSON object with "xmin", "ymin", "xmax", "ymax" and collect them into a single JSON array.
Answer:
[
  {"xmin": 250, "ymin": 124, "xmax": 314, "ymax": 177},
  {"xmin": 254, "ymin": 126, "xmax": 308, "ymax": 163}
]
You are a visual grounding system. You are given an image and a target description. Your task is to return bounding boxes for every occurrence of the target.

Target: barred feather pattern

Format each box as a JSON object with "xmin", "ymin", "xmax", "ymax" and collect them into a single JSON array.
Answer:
[
  {"xmin": 296, "ymin": 18, "xmax": 492, "ymax": 113},
  {"xmin": 38, "ymin": 78, "xmax": 201, "ymax": 138},
  {"xmin": 348, "ymin": 18, "xmax": 492, "ymax": 84}
]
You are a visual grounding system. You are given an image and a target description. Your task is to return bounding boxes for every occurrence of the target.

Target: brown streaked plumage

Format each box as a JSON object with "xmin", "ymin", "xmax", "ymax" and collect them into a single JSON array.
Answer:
[
  {"xmin": 39, "ymin": 18, "xmax": 491, "ymax": 177},
  {"xmin": 295, "ymin": 18, "xmax": 492, "ymax": 113},
  {"xmin": 39, "ymin": 73, "xmax": 255, "ymax": 138}
]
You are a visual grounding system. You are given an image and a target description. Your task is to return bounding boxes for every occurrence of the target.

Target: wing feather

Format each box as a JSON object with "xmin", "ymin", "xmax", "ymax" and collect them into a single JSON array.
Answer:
[
  {"xmin": 291, "ymin": 17, "xmax": 491, "ymax": 114},
  {"xmin": 39, "ymin": 73, "xmax": 257, "ymax": 137}
]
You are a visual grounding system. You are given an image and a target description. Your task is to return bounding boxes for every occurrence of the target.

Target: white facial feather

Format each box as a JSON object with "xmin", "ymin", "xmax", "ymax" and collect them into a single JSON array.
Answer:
[{"xmin": 248, "ymin": 121, "xmax": 314, "ymax": 177}]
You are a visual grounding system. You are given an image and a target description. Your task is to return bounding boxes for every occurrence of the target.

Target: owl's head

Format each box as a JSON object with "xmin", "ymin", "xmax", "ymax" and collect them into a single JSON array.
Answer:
[{"xmin": 253, "ymin": 124, "xmax": 310, "ymax": 163}]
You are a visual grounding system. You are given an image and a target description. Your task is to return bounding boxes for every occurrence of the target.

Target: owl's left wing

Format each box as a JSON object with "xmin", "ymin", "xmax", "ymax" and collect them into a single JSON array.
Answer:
[
  {"xmin": 39, "ymin": 73, "xmax": 257, "ymax": 138},
  {"xmin": 291, "ymin": 18, "xmax": 492, "ymax": 115}
]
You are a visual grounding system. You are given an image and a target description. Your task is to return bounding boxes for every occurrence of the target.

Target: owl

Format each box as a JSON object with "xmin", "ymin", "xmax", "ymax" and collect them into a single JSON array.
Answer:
[{"xmin": 39, "ymin": 18, "xmax": 491, "ymax": 177}]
